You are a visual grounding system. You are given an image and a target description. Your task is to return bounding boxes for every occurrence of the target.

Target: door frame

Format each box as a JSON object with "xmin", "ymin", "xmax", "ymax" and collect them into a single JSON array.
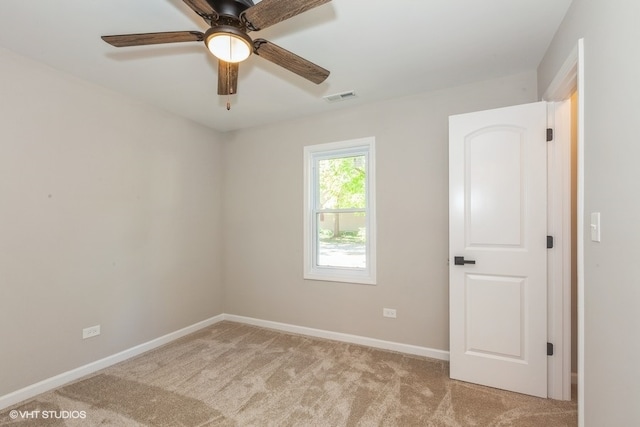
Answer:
[
  {"xmin": 542, "ymin": 38, "xmax": 584, "ymax": 417},
  {"xmin": 546, "ymin": 99, "xmax": 572, "ymax": 400}
]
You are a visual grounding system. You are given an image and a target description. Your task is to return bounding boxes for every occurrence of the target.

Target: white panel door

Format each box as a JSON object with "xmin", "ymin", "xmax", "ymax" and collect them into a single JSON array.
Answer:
[{"xmin": 449, "ymin": 102, "xmax": 548, "ymax": 398}]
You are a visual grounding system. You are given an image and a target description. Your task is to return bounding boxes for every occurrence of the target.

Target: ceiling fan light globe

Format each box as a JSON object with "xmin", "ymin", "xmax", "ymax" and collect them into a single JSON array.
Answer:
[{"xmin": 205, "ymin": 27, "xmax": 252, "ymax": 63}]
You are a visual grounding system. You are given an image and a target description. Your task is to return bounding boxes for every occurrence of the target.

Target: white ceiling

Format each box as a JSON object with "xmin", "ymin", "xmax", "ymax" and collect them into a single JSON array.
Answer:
[{"xmin": 0, "ymin": 0, "xmax": 572, "ymax": 132}]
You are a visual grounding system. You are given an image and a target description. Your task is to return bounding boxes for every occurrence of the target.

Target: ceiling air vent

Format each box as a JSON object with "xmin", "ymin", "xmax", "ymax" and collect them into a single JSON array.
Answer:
[{"xmin": 324, "ymin": 90, "xmax": 357, "ymax": 103}]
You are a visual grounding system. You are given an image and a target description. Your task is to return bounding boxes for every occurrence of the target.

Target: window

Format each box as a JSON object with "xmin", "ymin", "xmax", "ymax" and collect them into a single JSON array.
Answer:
[{"xmin": 303, "ymin": 137, "xmax": 376, "ymax": 284}]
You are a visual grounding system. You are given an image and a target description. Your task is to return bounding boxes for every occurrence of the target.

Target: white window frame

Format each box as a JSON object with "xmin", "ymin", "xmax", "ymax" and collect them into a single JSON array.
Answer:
[{"xmin": 303, "ymin": 137, "xmax": 376, "ymax": 285}]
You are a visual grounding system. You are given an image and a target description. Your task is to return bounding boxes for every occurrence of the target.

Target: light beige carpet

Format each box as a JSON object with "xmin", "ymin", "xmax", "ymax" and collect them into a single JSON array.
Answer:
[{"xmin": 1, "ymin": 321, "xmax": 577, "ymax": 426}]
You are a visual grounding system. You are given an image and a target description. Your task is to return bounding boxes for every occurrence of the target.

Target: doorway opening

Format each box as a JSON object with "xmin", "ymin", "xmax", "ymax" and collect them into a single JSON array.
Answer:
[{"xmin": 543, "ymin": 39, "xmax": 584, "ymax": 419}]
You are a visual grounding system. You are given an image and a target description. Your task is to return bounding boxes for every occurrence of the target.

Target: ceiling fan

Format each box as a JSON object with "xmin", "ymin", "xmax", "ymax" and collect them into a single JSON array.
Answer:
[{"xmin": 101, "ymin": 0, "xmax": 331, "ymax": 109}]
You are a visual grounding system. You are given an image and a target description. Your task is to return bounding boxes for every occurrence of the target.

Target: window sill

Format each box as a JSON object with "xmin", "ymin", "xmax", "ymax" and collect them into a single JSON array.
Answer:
[{"xmin": 304, "ymin": 270, "xmax": 376, "ymax": 285}]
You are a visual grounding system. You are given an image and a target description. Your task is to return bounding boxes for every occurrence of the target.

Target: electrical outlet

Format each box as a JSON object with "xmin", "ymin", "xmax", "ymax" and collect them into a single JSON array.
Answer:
[
  {"xmin": 383, "ymin": 308, "xmax": 397, "ymax": 318},
  {"xmin": 82, "ymin": 325, "xmax": 101, "ymax": 339}
]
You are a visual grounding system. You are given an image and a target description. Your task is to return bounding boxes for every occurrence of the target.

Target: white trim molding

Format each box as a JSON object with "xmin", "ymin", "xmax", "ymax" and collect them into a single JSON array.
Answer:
[
  {"xmin": 0, "ymin": 314, "xmax": 225, "ymax": 411},
  {"xmin": 1, "ymin": 313, "xmax": 449, "ymax": 411},
  {"xmin": 542, "ymin": 37, "xmax": 585, "ymax": 419},
  {"xmin": 546, "ymin": 99, "xmax": 574, "ymax": 401},
  {"xmin": 543, "ymin": 44, "xmax": 579, "ymax": 103},
  {"xmin": 224, "ymin": 314, "xmax": 450, "ymax": 361}
]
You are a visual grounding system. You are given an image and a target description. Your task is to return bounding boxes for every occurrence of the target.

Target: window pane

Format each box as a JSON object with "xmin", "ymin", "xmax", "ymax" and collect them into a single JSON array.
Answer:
[
  {"xmin": 317, "ymin": 212, "xmax": 366, "ymax": 268},
  {"xmin": 318, "ymin": 155, "xmax": 366, "ymax": 209}
]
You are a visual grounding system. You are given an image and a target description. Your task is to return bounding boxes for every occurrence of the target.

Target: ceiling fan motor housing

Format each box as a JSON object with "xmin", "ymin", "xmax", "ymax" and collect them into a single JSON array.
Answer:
[{"xmin": 208, "ymin": 0, "xmax": 254, "ymax": 19}]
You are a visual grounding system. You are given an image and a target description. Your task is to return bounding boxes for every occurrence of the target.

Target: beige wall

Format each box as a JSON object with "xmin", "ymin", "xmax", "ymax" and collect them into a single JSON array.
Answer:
[
  {"xmin": 6, "ymin": 27, "xmax": 608, "ymax": 407},
  {"xmin": 222, "ymin": 71, "xmax": 538, "ymax": 351},
  {"xmin": 0, "ymin": 48, "xmax": 225, "ymax": 396},
  {"xmin": 539, "ymin": 0, "xmax": 640, "ymax": 424}
]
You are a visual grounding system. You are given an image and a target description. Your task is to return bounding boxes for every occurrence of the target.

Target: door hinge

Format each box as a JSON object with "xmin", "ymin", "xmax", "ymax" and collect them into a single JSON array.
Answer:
[
  {"xmin": 547, "ymin": 235, "xmax": 554, "ymax": 249},
  {"xmin": 547, "ymin": 342, "xmax": 554, "ymax": 356},
  {"xmin": 547, "ymin": 128, "xmax": 554, "ymax": 142}
]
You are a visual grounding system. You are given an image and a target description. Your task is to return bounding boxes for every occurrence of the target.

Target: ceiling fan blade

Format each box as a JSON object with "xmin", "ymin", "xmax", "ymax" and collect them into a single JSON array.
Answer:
[
  {"xmin": 218, "ymin": 61, "xmax": 239, "ymax": 95},
  {"xmin": 254, "ymin": 39, "xmax": 329, "ymax": 84},
  {"xmin": 182, "ymin": 0, "xmax": 217, "ymax": 22},
  {"xmin": 242, "ymin": 0, "xmax": 331, "ymax": 31},
  {"xmin": 102, "ymin": 31, "xmax": 204, "ymax": 48}
]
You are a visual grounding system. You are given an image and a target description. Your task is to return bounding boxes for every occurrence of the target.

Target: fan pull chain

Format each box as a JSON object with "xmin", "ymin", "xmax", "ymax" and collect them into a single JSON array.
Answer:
[
  {"xmin": 227, "ymin": 37, "xmax": 232, "ymax": 111},
  {"xmin": 226, "ymin": 65, "xmax": 232, "ymax": 111}
]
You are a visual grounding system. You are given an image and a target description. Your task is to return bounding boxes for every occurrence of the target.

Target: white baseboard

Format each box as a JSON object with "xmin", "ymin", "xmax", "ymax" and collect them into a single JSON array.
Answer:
[
  {"xmin": 0, "ymin": 314, "xmax": 226, "ymax": 411},
  {"xmin": 223, "ymin": 314, "xmax": 450, "ymax": 361},
  {"xmin": 1, "ymin": 313, "xmax": 449, "ymax": 411}
]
